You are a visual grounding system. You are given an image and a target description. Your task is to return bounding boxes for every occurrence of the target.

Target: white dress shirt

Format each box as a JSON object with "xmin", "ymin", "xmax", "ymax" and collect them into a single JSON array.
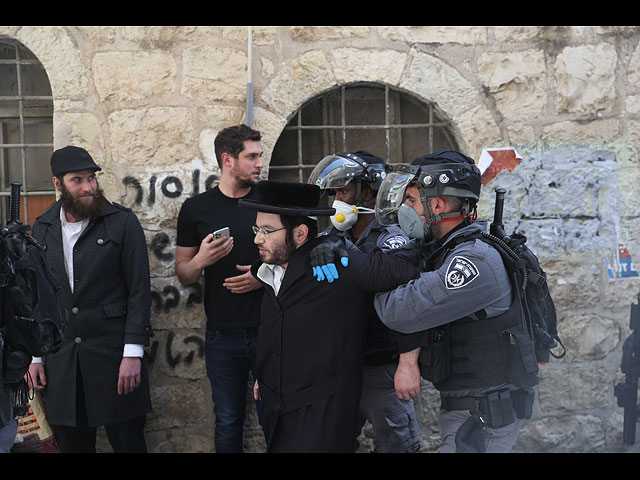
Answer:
[{"xmin": 256, "ymin": 262, "xmax": 286, "ymax": 296}]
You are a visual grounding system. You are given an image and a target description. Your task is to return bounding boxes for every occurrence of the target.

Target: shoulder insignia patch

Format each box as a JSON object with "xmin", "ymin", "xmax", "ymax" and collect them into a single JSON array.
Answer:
[
  {"xmin": 382, "ymin": 235, "xmax": 408, "ymax": 250},
  {"xmin": 445, "ymin": 255, "xmax": 479, "ymax": 289}
]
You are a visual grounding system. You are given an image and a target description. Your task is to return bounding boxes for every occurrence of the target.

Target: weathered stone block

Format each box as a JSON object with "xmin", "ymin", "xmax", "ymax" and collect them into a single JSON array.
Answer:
[
  {"xmin": 556, "ymin": 44, "xmax": 617, "ymax": 116},
  {"xmin": 92, "ymin": 51, "xmax": 177, "ymax": 103}
]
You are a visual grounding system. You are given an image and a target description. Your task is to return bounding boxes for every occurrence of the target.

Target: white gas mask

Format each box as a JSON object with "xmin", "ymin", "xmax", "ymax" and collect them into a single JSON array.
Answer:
[{"xmin": 330, "ymin": 200, "xmax": 374, "ymax": 231}]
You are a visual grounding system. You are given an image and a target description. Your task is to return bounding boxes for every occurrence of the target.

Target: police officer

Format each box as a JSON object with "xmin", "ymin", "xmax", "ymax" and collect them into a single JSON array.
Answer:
[
  {"xmin": 308, "ymin": 151, "xmax": 420, "ymax": 453},
  {"xmin": 372, "ymin": 150, "xmax": 538, "ymax": 453}
]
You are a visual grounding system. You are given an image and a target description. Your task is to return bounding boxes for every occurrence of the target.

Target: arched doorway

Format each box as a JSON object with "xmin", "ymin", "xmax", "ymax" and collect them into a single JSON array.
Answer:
[
  {"xmin": 0, "ymin": 37, "xmax": 55, "ymax": 227},
  {"xmin": 268, "ymin": 82, "xmax": 459, "ymax": 184}
]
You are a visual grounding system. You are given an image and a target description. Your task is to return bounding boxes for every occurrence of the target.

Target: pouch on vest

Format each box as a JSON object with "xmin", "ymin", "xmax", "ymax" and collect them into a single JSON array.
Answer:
[
  {"xmin": 500, "ymin": 328, "xmax": 539, "ymax": 389},
  {"xmin": 511, "ymin": 387, "xmax": 535, "ymax": 419},
  {"xmin": 418, "ymin": 325, "xmax": 450, "ymax": 383}
]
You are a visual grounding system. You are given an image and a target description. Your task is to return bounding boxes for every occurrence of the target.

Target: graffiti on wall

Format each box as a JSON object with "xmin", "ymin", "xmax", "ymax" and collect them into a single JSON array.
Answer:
[
  {"xmin": 146, "ymin": 331, "xmax": 205, "ymax": 369},
  {"xmin": 119, "ymin": 171, "xmax": 216, "ymax": 370},
  {"xmin": 122, "ymin": 169, "xmax": 219, "ymax": 206},
  {"xmin": 607, "ymin": 244, "xmax": 640, "ymax": 280}
]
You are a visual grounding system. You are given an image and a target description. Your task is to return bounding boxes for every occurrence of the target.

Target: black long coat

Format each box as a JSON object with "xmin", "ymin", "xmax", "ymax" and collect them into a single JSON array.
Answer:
[
  {"xmin": 32, "ymin": 200, "xmax": 152, "ymax": 427},
  {"xmin": 251, "ymin": 236, "xmax": 419, "ymax": 452}
]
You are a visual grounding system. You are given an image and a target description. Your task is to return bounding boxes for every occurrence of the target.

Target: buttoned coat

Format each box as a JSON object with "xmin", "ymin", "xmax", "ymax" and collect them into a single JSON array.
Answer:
[
  {"xmin": 32, "ymin": 199, "xmax": 152, "ymax": 427},
  {"xmin": 251, "ymin": 236, "xmax": 419, "ymax": 452}
]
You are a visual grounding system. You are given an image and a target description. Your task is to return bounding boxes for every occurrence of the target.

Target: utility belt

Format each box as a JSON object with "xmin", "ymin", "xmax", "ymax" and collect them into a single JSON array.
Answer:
[{"xmin": 440, "ymin": 387, "xmax": 534, "ymax": 429}]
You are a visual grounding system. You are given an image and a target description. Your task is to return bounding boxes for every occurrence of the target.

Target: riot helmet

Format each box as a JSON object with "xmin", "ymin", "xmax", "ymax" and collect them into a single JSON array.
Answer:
[
  {"xmin": 308, "ymin": 151, "xmax": 389, "ymax": 192},
  {"xmin": 308, "ymin": 151, "xmax": 390, "ymax": 231},
  {"xmin": 376, "ymin": 150, "xmax": 481, "ymax": 240}
]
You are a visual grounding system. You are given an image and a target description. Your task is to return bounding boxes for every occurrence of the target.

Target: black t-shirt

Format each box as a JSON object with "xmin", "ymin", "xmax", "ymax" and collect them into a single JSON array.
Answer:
[{"xmin": 176, "ymin": 186, "xmax": 263, "ymax": 331}]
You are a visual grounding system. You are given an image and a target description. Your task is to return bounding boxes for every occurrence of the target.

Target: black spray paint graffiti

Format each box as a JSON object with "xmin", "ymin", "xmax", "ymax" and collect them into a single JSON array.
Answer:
[
  {"xmin": 121, "ymin": 170, "xmax": 214, "ymax": 370},
  {"xmin": 150, "ymin": 232, "xmax": 173, "ymax": 262},
  {"xmin": 147, "ymin": 283, "xmax": 205, "ymax": 369},
  {"xmin": 146, "ymin": 331, "xmax": 205, "ymax": 369},
  {"xmin": 151, "ymin": 283, "xmax": 203, "ymax": 313},
  {"xmin": 122, "ymin": 169, "xmax": 219, "ymax": 207}
]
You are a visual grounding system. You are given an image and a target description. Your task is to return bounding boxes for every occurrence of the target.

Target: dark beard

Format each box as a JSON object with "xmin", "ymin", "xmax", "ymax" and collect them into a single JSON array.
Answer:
[
  {"xmin": 231, "ymin": 164, "xmax": 259, "ymax": 189},
  {"xmin": 237, "ymin": 177, "xmax": 257, "ymax": 189},
  {"xmin": 60, "ymin": 184, "xmax": 106, "ymax": 222},
  {"xmin": 261, "ymin": 237, "xmax": 296, "ymax": 266}
]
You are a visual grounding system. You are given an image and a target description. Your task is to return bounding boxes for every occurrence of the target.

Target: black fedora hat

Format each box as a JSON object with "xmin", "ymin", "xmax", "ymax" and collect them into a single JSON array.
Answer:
[
  {"xmin": 239, "ymin": 180, "xmax": 335, "ymax": 217},
  {"xmin": 50, "ymin": 145, "xmax": 102, "ymax": 177}
]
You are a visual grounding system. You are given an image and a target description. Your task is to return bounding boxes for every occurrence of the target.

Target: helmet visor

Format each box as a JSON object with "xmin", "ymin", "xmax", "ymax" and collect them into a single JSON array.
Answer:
[
  {"xmin": 375, "ymin": 170, "xmax": 416, "ymax": 225},
  {"xmin": 308, "ymin": 154, "xmax": 365, "ymax": 190}
]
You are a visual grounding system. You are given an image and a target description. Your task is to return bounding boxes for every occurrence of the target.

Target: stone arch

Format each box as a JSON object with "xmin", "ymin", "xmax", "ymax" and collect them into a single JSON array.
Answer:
[
  {"xmin": 9, "ymin": 27, "xmax": 89, "ymax": 100},
  {"xmin": 6, "ymin": 28, "xmax": 105, "ymax": 162},
  {"xmin": 256, "ymin": 47, "xmax": 502, "ymax": 165},
  {"xmin": 0, "ymin": 35, "xmax": 56, "ymax": 225}
]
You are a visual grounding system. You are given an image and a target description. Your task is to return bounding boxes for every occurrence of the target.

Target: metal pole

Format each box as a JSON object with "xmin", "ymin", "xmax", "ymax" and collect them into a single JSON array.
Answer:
[{"xmin": 246, "ymin": 26, "xmax": 254, "ymax": 128}]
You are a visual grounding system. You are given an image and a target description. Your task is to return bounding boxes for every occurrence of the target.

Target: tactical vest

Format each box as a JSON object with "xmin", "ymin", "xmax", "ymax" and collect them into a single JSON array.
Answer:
[{"xmin": 418, "ymin": 235, "xmax": 539, "ymax": 392}]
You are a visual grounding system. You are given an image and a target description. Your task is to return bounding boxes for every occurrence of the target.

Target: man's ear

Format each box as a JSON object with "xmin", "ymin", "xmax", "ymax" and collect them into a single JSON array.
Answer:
[
  {"xmin": 220, "ymin": 151, "xmax": 234, "ymax": 170},
  {"xmin": 294, "ymin": 223, "xmax": 309, "ymax": 247},
  {"xmin": 52, "ymin": 176, "xmax": 62, "ymax": 192},
  {"xmin": 429, "ymin": 196, "xmax": 448, "ymax": 215}
]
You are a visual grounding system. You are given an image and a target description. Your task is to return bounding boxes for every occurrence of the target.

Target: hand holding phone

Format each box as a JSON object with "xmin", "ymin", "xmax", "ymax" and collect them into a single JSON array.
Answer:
[{"xmin": 213, "ymin": 227, "xmax": 230, "ymax": 239}]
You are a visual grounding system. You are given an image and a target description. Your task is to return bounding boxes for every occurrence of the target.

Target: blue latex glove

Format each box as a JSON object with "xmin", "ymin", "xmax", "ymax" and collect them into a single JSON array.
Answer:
[{"xmin": 310, "ymin": 238, "xmax": 350, "ymax": 283}]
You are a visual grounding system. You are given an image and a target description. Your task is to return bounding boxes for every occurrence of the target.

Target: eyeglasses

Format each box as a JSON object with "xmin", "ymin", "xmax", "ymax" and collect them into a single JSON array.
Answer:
[{"xmin": 251, "ymin": 225, "xmax": 286, "ymax": 238}]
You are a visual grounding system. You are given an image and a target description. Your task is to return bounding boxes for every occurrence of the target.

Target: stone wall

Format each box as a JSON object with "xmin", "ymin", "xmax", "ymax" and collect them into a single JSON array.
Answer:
[{"xmin": 1, "ymin": 25, "xmax": 639, "ymax": 453}]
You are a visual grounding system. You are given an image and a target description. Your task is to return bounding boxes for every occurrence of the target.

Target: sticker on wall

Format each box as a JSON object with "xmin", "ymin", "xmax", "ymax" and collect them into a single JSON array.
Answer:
[
  {"xmin": 606, "ymin": 244, "xmax": 639, "ymax": 280},
  {"xmin": 477, "ymin": 148, "xmax": 523, "ymax": 186}
]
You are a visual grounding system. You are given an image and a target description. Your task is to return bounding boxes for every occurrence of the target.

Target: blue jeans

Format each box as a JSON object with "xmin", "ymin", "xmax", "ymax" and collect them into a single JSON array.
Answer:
[
  {"xmin": 0, "ymin": 419, "xmax": 17, "ymax": 453},
  {"xmin": 205, "ymin": 329, "xmax": 260, "ymax": 453}
]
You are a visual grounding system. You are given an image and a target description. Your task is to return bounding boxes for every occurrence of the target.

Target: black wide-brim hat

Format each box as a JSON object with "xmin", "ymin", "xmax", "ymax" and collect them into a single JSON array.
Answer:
[
  {"xmin": 50, "ymin": 145, "xmax": 102, "ymax": 177},
  {"xmin": 239, "ymin": 180, "xmax": 335, "ymax": 217}
]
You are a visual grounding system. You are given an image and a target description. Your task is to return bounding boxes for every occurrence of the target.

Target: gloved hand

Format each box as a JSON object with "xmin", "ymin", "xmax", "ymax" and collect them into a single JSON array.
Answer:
[{"xmin": 310, "ymin": 237, "xmax": 350, "ymax": 282}]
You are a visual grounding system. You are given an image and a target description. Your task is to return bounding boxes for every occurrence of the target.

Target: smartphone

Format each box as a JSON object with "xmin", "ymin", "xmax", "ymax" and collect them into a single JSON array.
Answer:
[{"xmin": 213, "ymin": 227, "xmax": 230, "ymax": 239}]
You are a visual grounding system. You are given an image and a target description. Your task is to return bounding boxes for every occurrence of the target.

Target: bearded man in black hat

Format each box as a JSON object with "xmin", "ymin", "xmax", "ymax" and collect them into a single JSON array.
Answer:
[
  {"xmin": 27, "ymin": 145, "xmax": 152, "ymax": 453},
  {"xmin": 239, "ymin": 180, "xmax": 420, "ymax": 453}
]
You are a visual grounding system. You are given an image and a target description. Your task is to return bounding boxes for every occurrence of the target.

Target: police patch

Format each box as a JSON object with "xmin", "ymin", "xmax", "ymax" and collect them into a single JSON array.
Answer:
[
  {"xmin": 382, "ymin": 235, "xmax": 408, "ymax": 250},
  {"xmin": 445, "ymin": 256, "xmax": 479, "ymax": 289}
]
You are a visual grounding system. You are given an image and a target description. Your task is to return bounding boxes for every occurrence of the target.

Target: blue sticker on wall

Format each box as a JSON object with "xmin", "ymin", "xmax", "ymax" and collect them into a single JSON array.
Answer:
[{"xmin": 607, "ymin": 244, "xmax": 639, "ymax": 280}]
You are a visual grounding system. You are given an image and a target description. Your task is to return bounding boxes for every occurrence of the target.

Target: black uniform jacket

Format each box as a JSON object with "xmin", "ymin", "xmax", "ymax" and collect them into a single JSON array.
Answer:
[
  {"xmin": 251, "ymin": 236, "xmax": 420, "ymax": 452},
  {"xmin": 32, "ymin": 199, "xmax": 152, "ymax": 427}
]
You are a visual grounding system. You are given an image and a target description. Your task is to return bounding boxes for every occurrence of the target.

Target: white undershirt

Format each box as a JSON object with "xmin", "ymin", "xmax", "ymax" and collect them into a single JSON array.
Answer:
[{"xmin": 60, "ymin": 206, "xmax": 89, "ymax": 292}]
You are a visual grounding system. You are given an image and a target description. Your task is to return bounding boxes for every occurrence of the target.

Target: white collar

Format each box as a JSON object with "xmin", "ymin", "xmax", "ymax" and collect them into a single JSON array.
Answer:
[{"xmin": 256, "ymin": 262, "xmax": 286, "ymax": 295}]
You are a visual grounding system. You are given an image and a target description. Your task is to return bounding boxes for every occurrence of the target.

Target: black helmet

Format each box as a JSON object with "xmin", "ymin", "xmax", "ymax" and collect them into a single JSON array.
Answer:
[
  {"xmin": 308, "ymin": 150, "xmax": 390, "ymax": 192},
  {"xmin": 376, "ymin": 150, "xmax": 481, "ymax": 237},
  {"xmin": 410, "ymin": 150, "xmax": 481, "ymax": 201}
]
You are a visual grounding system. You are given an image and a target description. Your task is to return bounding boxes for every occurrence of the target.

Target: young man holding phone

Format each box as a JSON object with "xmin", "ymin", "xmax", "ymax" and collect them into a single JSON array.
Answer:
[{"xmin": 175, "ymin": 124, "xmax": 264, "ymax": 452}]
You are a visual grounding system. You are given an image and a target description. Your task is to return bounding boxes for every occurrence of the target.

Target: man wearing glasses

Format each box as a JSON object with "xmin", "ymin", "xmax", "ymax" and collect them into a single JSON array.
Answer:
[
  {"xmin": 239, "ymin": 180, "xmax": 420, "ymax": 453},
  {"xmin": 175, "ymin": 124, "xmax": 264, "ymax": 453}
]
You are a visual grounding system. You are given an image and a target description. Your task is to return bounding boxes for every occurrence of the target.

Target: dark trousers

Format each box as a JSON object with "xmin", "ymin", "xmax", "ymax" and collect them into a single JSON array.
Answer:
[
  {"xmin": 205, "ymin": 329, "xmax": 260, "ymax": 453},
  {"xmin": 53, "ymin": 364, "xmax": 147, "ymax": 453}
]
